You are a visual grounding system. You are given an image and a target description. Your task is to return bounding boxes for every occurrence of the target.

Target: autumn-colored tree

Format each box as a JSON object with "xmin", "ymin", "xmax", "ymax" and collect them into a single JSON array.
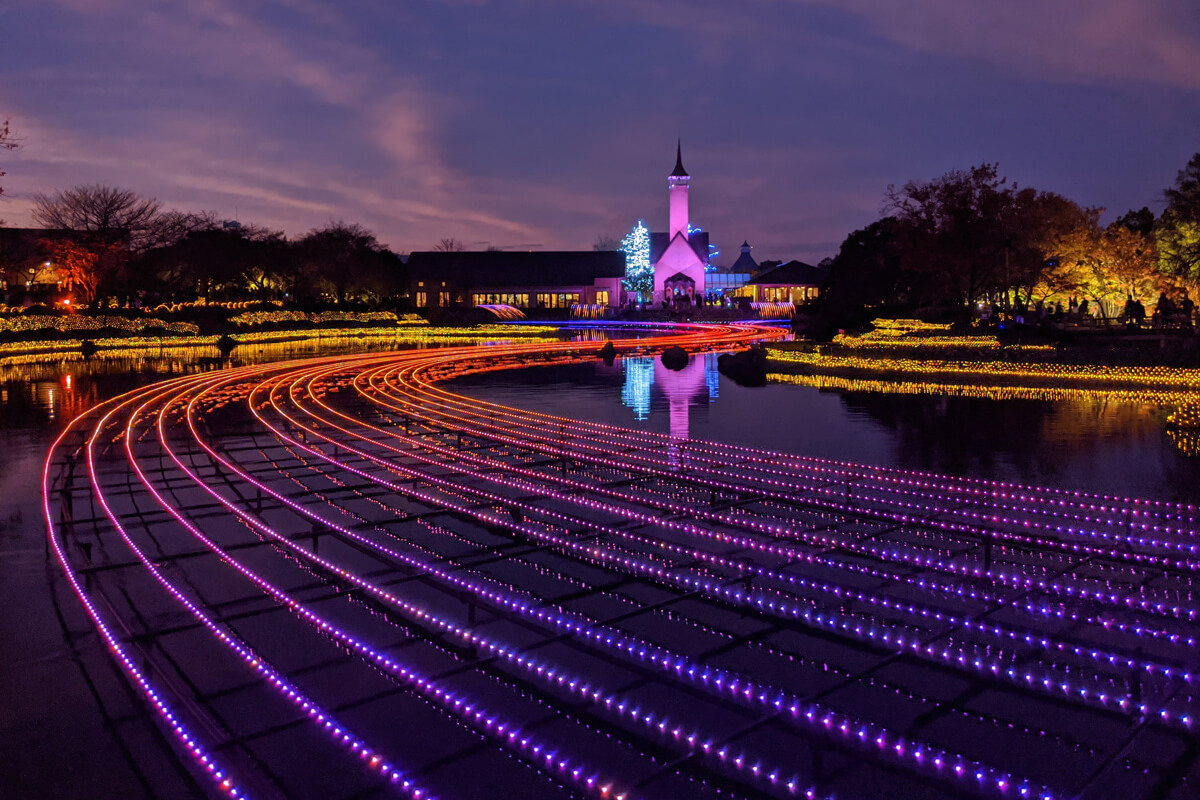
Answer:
[
  {"xmin": 42, "ymin": 237, "xmax": 123, "ymax": 304},
  {"xmin": 1158, "ymin": 153, "xmax": 1200, "ymax": 294},
  {"xmin": 1047, "ymin": 219, "xmax": 1159, "ymax": 318},
  {"xmin": 1002, "ymin": 189, "xmax": 1090, "ymax": 305}
]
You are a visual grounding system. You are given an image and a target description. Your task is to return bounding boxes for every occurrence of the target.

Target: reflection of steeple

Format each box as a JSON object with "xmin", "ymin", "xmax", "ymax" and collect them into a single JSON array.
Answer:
[
  {"xmin": 621, "ymin": 355, "xmax": 720, "ymax": 437},
  {"xmin": 654, "ymin": 355, "xmax": 708, "ymax": 439}
]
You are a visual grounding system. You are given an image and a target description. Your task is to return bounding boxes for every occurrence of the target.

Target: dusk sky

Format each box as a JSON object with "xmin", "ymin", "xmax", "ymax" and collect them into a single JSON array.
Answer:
[{"xmin": 2, "ymin": 0, "xmax": 1199, "ymax": 264}]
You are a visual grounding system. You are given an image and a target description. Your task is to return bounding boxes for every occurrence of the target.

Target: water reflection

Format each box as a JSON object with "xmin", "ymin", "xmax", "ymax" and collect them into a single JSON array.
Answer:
[{"xmin": 620, "ymin": 354, "xmax": 720, "ymax": 438}]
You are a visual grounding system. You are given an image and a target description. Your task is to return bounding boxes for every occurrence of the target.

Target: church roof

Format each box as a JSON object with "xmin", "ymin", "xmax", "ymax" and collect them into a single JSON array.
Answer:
[
  {"xmin": 650, "ymin": 230, "xmax": 707, "ymax": 266},
  {"xmin": 748, "ymin": 259, "xmax": 828, "ymax": 287},
  {"xmin": 670, "ymin": 140, "xmax": 688, "ymax": 177},
  {"xmin": 406, "ymin": 250, "xmax": 624, "ymax": 288}
]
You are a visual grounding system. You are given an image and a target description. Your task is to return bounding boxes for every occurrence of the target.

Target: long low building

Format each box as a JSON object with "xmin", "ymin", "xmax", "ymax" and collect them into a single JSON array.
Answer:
[
  {"xmin": 736, "ymin": 259, "xmax": 828, "ymax": 303},
  {"xmin": 405, "ymin": 250, "xmax": 625, "ymax": 311}
]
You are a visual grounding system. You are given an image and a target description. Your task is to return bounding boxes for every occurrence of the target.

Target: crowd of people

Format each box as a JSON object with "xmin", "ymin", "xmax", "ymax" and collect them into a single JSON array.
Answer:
[{"xmin": 977, "ymin": 292, "xmax": 1196, "ymax": 331}]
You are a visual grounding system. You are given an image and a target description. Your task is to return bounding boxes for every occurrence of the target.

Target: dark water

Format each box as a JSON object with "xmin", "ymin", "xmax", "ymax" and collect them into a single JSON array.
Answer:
[
  {"xmin": 2, "ymin": 343, "xmax": 1199, "ymax": 797},
  {"xmin": 449, "ymin": 353, "xmax": 1200, "ymax": 504}
]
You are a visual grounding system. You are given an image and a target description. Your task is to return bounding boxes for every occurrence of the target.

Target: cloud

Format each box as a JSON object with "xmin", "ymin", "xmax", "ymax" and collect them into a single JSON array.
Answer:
[{"xmin": 809, "ymin": 0, "xmax": 1200, "ymax": 91}]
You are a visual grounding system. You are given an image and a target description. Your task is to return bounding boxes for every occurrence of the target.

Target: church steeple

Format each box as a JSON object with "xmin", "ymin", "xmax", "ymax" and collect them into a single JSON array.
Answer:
[
  {"xmin": 668, "ymin": 140, "xmax": 690, "ymax": 238},
  {"xmin": 670, "ymin": 140, "xmax": 689, "ymax": 178}
]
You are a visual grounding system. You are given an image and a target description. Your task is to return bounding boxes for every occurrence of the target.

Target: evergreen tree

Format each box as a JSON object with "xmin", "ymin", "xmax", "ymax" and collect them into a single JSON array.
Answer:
[{"xmin": 621, "ymin": 220, "xmax": 651, "ymax": 300}]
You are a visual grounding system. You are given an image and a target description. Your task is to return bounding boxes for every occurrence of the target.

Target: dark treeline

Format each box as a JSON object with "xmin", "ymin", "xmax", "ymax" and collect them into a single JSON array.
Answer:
[
  {"xmin": 813, "ymin": 154, "xmax": 1200, "ymax": 334},
  {"xmin": 5, "ymin": 150, "xmax": 1200, "ymax": 323},
  {"xmin": 2, "ymin": 184, "xmax": 404, "ymax": 308}
]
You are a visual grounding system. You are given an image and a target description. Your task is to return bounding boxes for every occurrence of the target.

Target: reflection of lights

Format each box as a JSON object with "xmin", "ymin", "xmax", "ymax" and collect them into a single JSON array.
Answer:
[
  {"xmin": 768, "ymin": 347, "xmax": 1200, "ymax": 390},
  {"xmin": 705, "ymin": 352, "xmax": 720, "ymax": 400},
  {"xmin": 621, "ymin": 354, "xmax": 723, "ymax": 424},
  {"xmin": 621, "ymin": 357, "xmax": 654, "ymax": 420},
  {"xmin": 768, "ymin": 317, "xmax": 1200, "ymax": 459},
  {"xmin": 1, "ymin": 326, "xmax": 559, "ymax": 367},
  {"xmin": 64, "ymin": 374, "xmax": 72, "ymax": 390}
]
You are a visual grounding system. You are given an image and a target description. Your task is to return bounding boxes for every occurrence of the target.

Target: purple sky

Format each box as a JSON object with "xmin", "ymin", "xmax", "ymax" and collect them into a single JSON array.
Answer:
[{"xmin": 2, "ymin": 0, "xmax": 1199, "ymax": 265}]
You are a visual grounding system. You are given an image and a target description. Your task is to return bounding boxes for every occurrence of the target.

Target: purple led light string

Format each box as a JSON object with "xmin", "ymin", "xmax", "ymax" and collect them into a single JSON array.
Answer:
[
  {"xmin": 40, "ymin": 330, "xmax": 768, "ymax": 800},
  {"xmin": 393, "ymin": 344, "xmax": 1200, "ymax": 567},
  {"xmin": 362, "ymin": 352, "xmax": 1200, "ymax": 628},
  {"xmin": 106, "ymin": 385, "xmax": 433, "ymax": 799},
  {"xmin": 43, "ymin": 384, "xmax": 253, "ymax": 800},
  {"xmin": 260, "ymin": 437, "xmax": 1106, "ymax": 776},
  {"xmin": 154, "ymin": 369, "xmax": 648, "ymax": 800},
  {"xmin": 39, "ymin": 326, "xmax": 1190, "ymax": 800},
  {"xmin": 229, "ymin": 361, "xmax": 1069, "ymax": 797},
  {"xmin": 295, "ymin": 359, "xmax": 1197, "ymax": 695},
  {"xmin": 319, "ymin": 357, "xmax": 1197, "ymax": 713}
]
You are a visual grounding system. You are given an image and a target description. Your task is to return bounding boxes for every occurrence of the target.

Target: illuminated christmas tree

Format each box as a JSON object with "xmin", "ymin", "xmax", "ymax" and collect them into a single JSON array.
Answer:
[{"xmin": 621, "ymin": 220, "xmax": 652, "ymax": 300}]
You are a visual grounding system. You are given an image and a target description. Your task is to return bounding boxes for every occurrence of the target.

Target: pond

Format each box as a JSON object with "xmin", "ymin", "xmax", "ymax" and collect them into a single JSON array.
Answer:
[{"xmin": 2, "ymin": 333, "xmax": 1198, "ymax": 797}]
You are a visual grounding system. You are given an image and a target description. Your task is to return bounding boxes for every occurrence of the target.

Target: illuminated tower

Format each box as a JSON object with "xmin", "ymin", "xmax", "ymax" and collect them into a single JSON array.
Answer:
[
  {"xmin": 652, "ymin": 141, "xmax": 707, "ymax": 302},
  {"xmin": 668, "ymin": 140, "xmax": 689, "ymax": 238}
]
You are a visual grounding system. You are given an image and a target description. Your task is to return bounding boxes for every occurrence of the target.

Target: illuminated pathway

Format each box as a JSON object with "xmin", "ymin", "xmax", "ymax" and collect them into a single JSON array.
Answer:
[{"xmin": 43, "ymin": 322, "xmax": 1200, "ymax": 800}]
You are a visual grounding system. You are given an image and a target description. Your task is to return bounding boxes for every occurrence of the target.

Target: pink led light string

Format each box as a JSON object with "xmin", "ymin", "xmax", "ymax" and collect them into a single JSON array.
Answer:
[
  {"xmin": 401, "ymin": 332, "xmax": 1200, "ymax": 527},
  {"xmin": 106, "ymin": 384, "xmax": 433, "ymax": 799},
  {"xmin": 356, "ymin": 349, "xmax": 1200, "ymax": 632},
  {"xmin": 281, "ymin": 357, "xmax": 1195, "ymax": 724},
  {"xmin": 393, "ymin": 354, "xmax": 1200, "ymax": 578},
  {"xmin": 234, "ymin": 364, "xmax": 1080, "ymax": 800},
  {"xmin": 389, "ymin": 342, "xmax": 1200, "ymax": 571},
  {"xmin": 42, "ymin": 321, "xmax": 1196, "ymax": 800},
  {"xmin": 318, "ymin": 354, "xmax": 1197, "ymax": 704},
  {"xmin": 43, "ymin": 381, "xmax": 254, "ymax": 800}
]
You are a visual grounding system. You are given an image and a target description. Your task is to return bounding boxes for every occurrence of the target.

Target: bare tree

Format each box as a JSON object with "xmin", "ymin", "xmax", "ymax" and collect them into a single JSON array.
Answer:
[
  {"xmin": 146, "ymin": 209, "xmax": 221, "ymax": 250},
  {"xmin": 32, "ymin": 184, "xmax": 163, "ymax": 251},
  {"xmin": 0, "ymin": 120, "xmax": 18, "ymax": 219},
  {"xmin": 432, "ymin": 237, "xmax": 466, "ymax": 252},
  {"xmin": 593, "ymin": 235, "xmax": 620, "ymax": 251}
]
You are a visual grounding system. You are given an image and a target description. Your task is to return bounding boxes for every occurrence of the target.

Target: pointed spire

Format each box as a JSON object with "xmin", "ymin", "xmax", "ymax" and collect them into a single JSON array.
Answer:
[{"xmin": 671, "ymin": 139, "xmax": 689, "ymax": 177}]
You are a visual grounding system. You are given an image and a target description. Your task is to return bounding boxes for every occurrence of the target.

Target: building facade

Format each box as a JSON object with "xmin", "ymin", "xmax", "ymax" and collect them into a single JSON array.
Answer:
[
  {"xmin": 650, "ymin": 143, "xmax": 707, "ymax": 303},
  {"xmin": 404, "ymin": 250, "xmax": 624, "ymax": 312}
]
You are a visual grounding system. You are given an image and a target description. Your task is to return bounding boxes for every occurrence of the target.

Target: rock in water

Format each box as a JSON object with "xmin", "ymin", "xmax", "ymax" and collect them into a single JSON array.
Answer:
[
  {"xmin": 598, "ymin": 340, "xmax": 617, "ymax": 365},
  {"xmin": 660, "ymin": 345, "xmax": 689, "ymax": 371},
  {"xmin": 717, "ymin": 346, "xmax": 768, "ymax": 386}
]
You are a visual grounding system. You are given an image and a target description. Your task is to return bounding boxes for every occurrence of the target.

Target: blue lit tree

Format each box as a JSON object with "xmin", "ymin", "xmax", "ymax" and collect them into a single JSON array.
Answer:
[
  {"xmin": 688, "ymin": 222, "xmax": 720, "ymax": 271},
  {"xmin": 621, "ymin": 220, "xmax": 651, "ymax": 300}
]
